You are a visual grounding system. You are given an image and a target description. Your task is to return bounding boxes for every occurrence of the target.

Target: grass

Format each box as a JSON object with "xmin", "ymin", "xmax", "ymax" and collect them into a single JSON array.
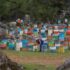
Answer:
[
  {"xmin": 1, "ymin": 49, "xmax": 70, "ymax": 70},
  {"xmin": 23, "ymin": 64, "xmax": 56, "ymax": 70},
  {"xmin": 2, "ymin": 49, "xmax": 70, "ymax": 58}
]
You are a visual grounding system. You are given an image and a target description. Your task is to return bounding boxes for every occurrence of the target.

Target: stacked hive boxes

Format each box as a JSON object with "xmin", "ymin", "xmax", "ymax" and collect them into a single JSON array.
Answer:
[
  {"xmin": 0, "ymin": 23, "xmax": 70, "ymax": 53},
  {"xmin": 47, "ymin": 24, "xmax": 68, "ymax": 53}
]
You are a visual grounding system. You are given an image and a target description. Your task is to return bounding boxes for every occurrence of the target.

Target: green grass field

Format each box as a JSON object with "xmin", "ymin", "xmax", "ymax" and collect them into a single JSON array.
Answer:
[
  {"xmin": 1, "ymin": 49, "xmax": 70, "ymax": 70},
  {"xmin": 23, "ymin": 64, "xmax": 56, "ymax": 70}
]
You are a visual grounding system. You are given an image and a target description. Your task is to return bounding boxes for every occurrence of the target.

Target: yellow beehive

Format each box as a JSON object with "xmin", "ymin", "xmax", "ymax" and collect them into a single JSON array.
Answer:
[
  {"xmin": 48, "ymin": 44, "xmax": 54, "ymax": 47},
  {"xmin": 58, "ymin": 47, "xmax": 64, "ymax": 53}
]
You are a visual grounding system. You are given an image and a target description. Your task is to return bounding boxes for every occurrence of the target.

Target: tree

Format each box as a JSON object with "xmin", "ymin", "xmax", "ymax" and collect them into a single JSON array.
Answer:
[{"xmin": 0, "ymin": 0, "xmax": 67, "ymax": 21}]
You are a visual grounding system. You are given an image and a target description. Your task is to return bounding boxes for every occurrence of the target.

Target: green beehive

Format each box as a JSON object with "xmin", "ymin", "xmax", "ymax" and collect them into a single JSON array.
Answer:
[
  {"xmin": 48, "ymin": 40, "xmax": 54, "ymax": 47},
  {"xmin": 53, "ymin": 35, "xmax": 59, "ymax": 40}
]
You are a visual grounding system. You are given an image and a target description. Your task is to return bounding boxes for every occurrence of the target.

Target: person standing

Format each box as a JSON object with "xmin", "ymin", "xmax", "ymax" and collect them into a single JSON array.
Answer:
[{"xmin": 39, "ymin": 38, "xmax": 44, "ymax": 52}]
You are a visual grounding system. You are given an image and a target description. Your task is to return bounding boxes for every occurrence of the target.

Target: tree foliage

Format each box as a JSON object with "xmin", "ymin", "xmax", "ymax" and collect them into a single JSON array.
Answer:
[{"xmin": 0, "ymin": 0, "xmax": 67, "ymax": 21}]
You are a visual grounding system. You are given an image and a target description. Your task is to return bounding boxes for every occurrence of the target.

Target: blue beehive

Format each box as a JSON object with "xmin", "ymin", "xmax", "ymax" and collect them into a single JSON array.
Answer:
[
  {"xmin": 41, "ymin": 40, "xmax": 48, "ymax": 52},
  {"xmin": 59, "ymin": 32, "xmax": 65, "ymax": 41},
  {"xmin": 8, "ymin": 42, "xmax": 15, "ymax": 49},
  {"xmin": 22, "ymin": 39, "xmax": 28, "ymax": 48}
]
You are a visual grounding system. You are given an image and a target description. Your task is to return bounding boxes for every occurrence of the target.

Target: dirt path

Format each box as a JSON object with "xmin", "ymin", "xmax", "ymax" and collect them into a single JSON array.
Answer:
[
  {"xmin": 5, "ymin": 53, "xmax": 66, "ymax": 66},
  {"xmin": 2, "ymin": 50, "xmax": 70, "ymax": 67}
]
